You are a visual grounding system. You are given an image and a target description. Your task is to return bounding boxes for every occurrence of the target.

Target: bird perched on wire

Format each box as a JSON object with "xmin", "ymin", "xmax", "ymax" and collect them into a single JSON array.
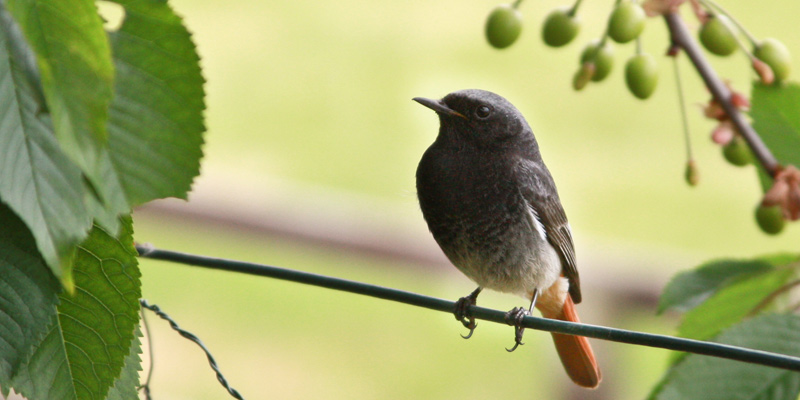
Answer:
[{"xmin": 414, "ymin": 89, "xmax": 601, "ymax": 388}]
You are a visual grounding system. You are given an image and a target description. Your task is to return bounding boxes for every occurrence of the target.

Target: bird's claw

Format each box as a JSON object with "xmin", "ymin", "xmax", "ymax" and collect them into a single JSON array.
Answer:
[
  {"xmin": 504, "ymin": 306, "xmax": 530, "ymax": 352},
  {"xmin": 454, "ymin": 293, "xmax": 479, "ymax": 339}
]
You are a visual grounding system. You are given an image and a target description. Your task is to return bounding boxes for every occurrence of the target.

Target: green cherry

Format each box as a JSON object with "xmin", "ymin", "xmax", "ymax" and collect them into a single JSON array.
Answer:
[
  {"xmin": 608, "ymin": 2, "xmax": 646, "ymax": 44},
  {"xmin": 485, "ymin": 4, "xmax": 523, "ymax": 49},
  {"xmin": 542, "ymin": 7, "xmax": 580, "ymax": 47},
  {"xmin": 755, "ymin": 204, "xmax": 785, "ymax": 235},
  {"xmin": 625, "ymin": 53, "xmax": 659, "ymax": 99},
  {"xmin": 754, "ymin": 38, "xmax": 792, "ymax": 83},
  {"xmin": 722, "ymin": 135, "xmax": 753, "ymax": 167},
  {"xmin": 699, "ymin": 15, "xmax": 738, "ymax": 56},
  {"xmin": 580, "ymin": 40, "xmax": 614, "ymax": 82}
]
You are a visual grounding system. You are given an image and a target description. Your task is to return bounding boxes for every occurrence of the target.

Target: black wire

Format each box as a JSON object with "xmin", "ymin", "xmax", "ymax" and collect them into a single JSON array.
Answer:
[
  {"xmin": 139, "ymin": 298, "xmax": 245, "ymax": 400},
  {"xmin": 135, "ymin": 243, "xmax": 800, "ymax": 373}
]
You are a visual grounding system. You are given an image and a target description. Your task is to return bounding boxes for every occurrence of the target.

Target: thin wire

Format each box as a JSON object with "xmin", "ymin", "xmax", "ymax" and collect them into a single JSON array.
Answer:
[
  {"xmin": 135, "ymin": 243, "xmax": 800, "ymax": 373},
  {"xmin": 139, "ymin": 298, "xmax": 245, "ymax": 400},
  {"xmin": 138, "ymin": 306, "xmax": 154, "ymax": 400}
]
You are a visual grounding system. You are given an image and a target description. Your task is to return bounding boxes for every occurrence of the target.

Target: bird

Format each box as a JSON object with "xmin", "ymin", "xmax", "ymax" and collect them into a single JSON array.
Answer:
[{"xmin": 413, "ymin": 89, "xmax": 601, "ymax": 388}]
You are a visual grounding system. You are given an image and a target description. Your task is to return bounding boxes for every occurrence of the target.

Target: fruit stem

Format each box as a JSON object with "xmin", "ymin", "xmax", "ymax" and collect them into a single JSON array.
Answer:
[
  {"xmin": 512, "ymin": 0, "xmax": 524, "ymax": 9},
  {"xmin": 664, "ymin": 11, "xmax": 780, "ymax": 177},
  {"xmin": 698, "ymin": 0, "xmax": 758, "ymax": 47},
  {"xmin": 599, "ymin": 0, "xmax": 623, "ymax": 46},
  {"xmin": 672, "ymin": 55, "xmax": 693, "ymax": 163},
  {"xmin": 567, "ymin": 0, "xmax": 584, "ymax": 17}
]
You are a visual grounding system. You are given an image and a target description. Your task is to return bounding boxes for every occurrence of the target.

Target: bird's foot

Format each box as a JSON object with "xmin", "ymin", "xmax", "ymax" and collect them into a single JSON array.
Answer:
[
  {"xmin": 454, "ymin": 288, "xmax": 482, "ymax": 339},
  {"xmin": 504, "ymin": 306, "xmax": 530, "ymax": 352}
]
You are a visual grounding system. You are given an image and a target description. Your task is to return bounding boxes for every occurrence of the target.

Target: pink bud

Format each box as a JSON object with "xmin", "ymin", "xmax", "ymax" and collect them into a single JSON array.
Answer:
[{"xmin": 752, "ymin": 58, "xmax": 775, "ymax": 85}]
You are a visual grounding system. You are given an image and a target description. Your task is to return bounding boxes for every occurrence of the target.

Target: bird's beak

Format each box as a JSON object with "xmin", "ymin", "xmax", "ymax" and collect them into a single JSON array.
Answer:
[{"xmin": 413, "ymin": 97, "xmax": 466, "ymax": 119}]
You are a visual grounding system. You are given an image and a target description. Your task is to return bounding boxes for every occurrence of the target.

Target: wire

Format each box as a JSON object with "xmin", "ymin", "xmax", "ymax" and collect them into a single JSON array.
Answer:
[
  {"xmin": 139, "ymin": 298, "xmax": 245, "ymax": 400},
  {"xmin": 135, "ymin": 243, "xmax": 800, "ymax": 373}
]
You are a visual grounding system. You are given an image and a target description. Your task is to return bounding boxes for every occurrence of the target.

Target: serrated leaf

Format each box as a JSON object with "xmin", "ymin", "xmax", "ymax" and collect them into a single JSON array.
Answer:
[
  {"xmin": 0, "ymin": 5, "xmax": 92, "ymax": 281},
  {"xmin": 751, "ymin": 82, "xmax": 800, "ymax": 191},
  {"xmin": 651, "ymin": 314, "xmax": 800, "ymax": 400},
  {"xmin": 10, "ymin": 217, "xmax": 141, "ymax": 400},
  {"xmin": 4, "ymin": 0, "xmax": 117, "ymax": 201},
  {"xmin": 659, "ymin": 254, "xmax": 799, "ymax": 314},
  {"xmin": 105, "ymin": 326, "xmax": 142, "ymax": 400},
  {"xmin": 676, "ymin": 266, "xmax": 796, "ymax": 342},
  {"xmin": 0, "ymin": 2, "xmax": 129, "ymax": 285},
  {"xmin": 107, "ymin": 0, "xmax": 205, "ymax": 206},
  {"xmin": 0, "ymin": 203, "xmax": 61, "ymax": 384},
  {"xmin": 658, "ymin": 257, "xmax": 780, "ymax": 314}
]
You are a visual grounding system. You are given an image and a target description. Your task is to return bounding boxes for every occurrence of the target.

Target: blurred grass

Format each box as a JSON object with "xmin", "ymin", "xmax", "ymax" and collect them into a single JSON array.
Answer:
[{"xmin": 133, "ymin": 0, "xmax": 800, "ymax": 398}]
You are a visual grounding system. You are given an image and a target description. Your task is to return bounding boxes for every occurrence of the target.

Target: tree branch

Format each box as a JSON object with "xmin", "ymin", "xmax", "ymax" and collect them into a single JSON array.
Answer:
[
  {"xmin": 136, "ymin": 244, "xmax": 800, "ymax": 372},
  {"xmin": 664, "ymin": 11, "xmax": 780, "ymax": 177}
]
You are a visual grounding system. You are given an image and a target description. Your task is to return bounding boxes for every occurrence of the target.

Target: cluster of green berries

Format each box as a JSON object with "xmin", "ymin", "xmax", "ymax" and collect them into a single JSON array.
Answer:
[
  {"xmin": 485, "ymin": 1, "xmax": 794, "ymax": 235},
  {"xmin": 485, "ymin": 1, "xmax": 657, "ymax": 100},
  {"xmin": 698, "ymin": 13, "xmax": 791, "ymax": 84}
]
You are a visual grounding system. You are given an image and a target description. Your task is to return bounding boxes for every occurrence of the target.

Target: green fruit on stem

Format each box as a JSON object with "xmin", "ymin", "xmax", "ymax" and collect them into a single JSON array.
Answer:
[
  {"xmin": 625, "ymin": 53, "xmax": 659, "ymax": 99},
  {"xmin": 722, "ymin": 136, "xmax": 752, "ymax": 167},
  {"xmin": 754, "ymin": 38, "xmax": 791, "ymax": 83},
  {"xmin": 580, "ymin": 40, "xmax": 614, "ymax": 81},
  {"xmin": 684, "ymin": 161, "xmax": 699, "ymax": 187},
  {"xmin": 755, "ymin": 204, "xmax": 785, "ymax": 235},
  {"xmin": 485, "ymin": 4, "xmax": 523, "ymax": 49},
  {"xmin": 542, "ymin": 7, "xmax": 580, "ymax": 47},
  {"xmin": 699, "ymin": 15, "xmax": 738, "ymax": 56},
  {"xmin": 607, "ymin": 2, "xmax": 646, "ymax": 43}
]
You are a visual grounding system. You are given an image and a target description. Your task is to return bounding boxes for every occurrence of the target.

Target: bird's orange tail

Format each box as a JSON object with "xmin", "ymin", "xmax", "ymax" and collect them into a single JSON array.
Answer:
[{"xmin": 539, "ymin": 294, "xmax": 601, "ymax": 388}]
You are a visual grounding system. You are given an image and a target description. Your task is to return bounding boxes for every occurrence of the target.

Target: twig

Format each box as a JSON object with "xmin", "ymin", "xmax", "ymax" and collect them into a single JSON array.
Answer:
[
  {"xmin": 136, "ymin": 244, "xmax": 800, "ymax": 372},
  {"xmin": 663, "ymin": 11, "xmax": 780, "ymax": 177}
]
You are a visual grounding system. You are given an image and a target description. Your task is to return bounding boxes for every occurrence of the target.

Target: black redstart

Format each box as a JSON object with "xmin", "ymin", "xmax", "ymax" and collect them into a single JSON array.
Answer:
[{"xmin": 414, "ymin": 89, "xmax": 601, "ymax": 388}]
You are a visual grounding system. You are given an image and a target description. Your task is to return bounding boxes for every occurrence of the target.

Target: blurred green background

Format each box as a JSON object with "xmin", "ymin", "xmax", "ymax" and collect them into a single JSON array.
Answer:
[{"xmin": 130, "ymin": 0, "xmax": 800, "ymax": 398}]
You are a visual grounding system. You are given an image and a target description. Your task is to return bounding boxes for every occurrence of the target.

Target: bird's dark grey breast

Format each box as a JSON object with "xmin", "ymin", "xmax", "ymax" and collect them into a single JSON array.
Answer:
[{"xmin": 416, "ymin": 143, "xmax": 539, "ymax": 290}]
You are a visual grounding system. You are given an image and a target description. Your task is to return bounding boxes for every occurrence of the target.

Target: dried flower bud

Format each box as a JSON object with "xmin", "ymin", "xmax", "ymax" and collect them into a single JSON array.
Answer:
[
  {"xmin": 711, "ymin": 120, "xmax": 735, "ymax": 145},
  {"xmin": 573, "ymin": 63, "xmax": 595, "ymax": 91},
  {"xmin": 752, "ymin": 58, "xmax": 775, "ymax": 85},
  {"xmin": 642, "ymin": 0, "xmax": 686, "ymax": 17},
  {"xmin": 690, "ymin": 1, "xmax": 709, "ymax": 24},
  {"xmin": 730, "ymin": 91, "xmax": 750, "ymax": 110},
  {"xmin": 763, "ymin": 165, "xmax": 800, "ymax": 220},
  {"xmin": 703, "ymin": 99, "xmax": 726, "ymax": 120},
  {"xmin": 667, "ymin": 43, "xmax": 680, "ymax": 57}
]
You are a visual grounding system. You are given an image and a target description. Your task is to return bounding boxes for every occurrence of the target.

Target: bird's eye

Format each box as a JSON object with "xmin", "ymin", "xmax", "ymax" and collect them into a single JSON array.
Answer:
[{"xmin": 475, "ymin": 105, "xmax": 492, "ymax": 119}]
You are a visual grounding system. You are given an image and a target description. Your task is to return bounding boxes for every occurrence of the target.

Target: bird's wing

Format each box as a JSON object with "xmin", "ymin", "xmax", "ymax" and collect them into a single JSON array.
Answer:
[{"xmin": 517, "ymin": 158, "xmax": 581, "ymax": 303}]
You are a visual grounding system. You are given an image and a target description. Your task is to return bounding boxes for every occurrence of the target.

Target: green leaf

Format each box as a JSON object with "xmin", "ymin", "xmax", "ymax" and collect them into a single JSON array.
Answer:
[
  {"xmin": 107, "ymin": 0, "xmax": 206, "ymax": 206},
  {"xmin": 676, "ymin": 266, "xmax": 796, "ymax": 342},
  {"xmin": 105, "ymin": 326, "xmax": 142, "ymax": 400},
  {"xmin": 0, "ymin": 203, "xmax": 60, "ymax": 384},
  {"xmin": 10, "ymin": 217, "xmax": 142, "ymax": 400},
  {"xmin": 751, "ymin": 82, "xmax": 800, "ymax": 191},
  {"xmin": 5, "ymin": 0, "xmax": 117, "ymax": 201},
  {"xmin": 0, "ymin": 2, "xmax": 129, "ymax": 284},
  {"xmin": 0, "ymin": 6, "xmax": 92, "ymax": 282},
  {"xmin": 651, "ymin": 314, "xmax": 800, "ymax": 400},
  {"xmin": 658, "ymin": 257, "xmax": 789, "ymax": 314}
]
